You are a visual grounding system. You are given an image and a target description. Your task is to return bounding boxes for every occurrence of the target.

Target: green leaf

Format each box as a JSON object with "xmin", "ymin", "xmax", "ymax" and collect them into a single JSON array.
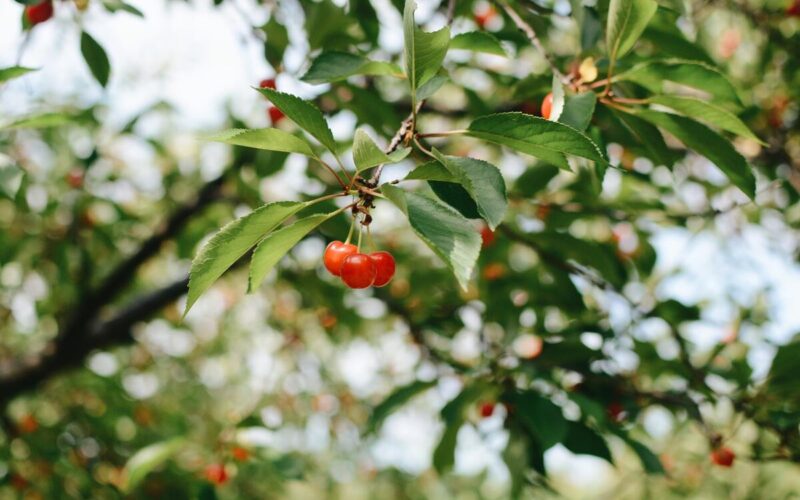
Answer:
[
  {"xmin": 632, "ymin": 110, "xmax": 756, "ymax": 198},
  {"xmin": 430, "ymin": 150, "xmax": 508, "ymax": 230},
  {"xmin": 416, "ymin": 74, "xmax": 448, "ymax": 101},
  {"xmin": 262, "ymin": 15, "xmax": 289, "ymax": 68},
  {"xmin": 433, "ymin": 383, "xmax": 490, "ymax": 474},
  {"xmin": 205, "ymin": 128, "xmax": 316, "ymax": 157},
  {"xmin": 450, "ymin": 31, "xmax": 506, "ymax": 56},
  {"xmin": 563, "ymin": 422, "xmax": 612, "ymax": 462},
  {"xmin": 559, "ymin": 92, "xmax": 597, "ymax": 131},
  {"xmin": 620, "ymin": 435, "xmax": 665, "ymax": 474},
  {"xmin": 382, "ymin": 185, "xmax": 481, "ymax": 290},
  {"xmin": 511, "ymin": 391, "xmax": 568, "ymax": 450},
  {"xmin": 248, "ymin": 213, "xmax": 334, "ymax": 291},
  {"xmin": 255, "ymin": 88, "xmax": 338, "ymax": 154},
  {"xmin": 352, "ymin": 129, "xmax": 411, "ymax": 171},
  {"xmin": 648, "ymin": 95, "xmax": 762, "ymax": 143},
  {"xmin": 610, "ymin": 109, "xmax": 676, "ymax": 167},
  {"xmin": 122, "ymin": 438, "xmax": 185, "ymax": 493},
  {"xmin": 404, "ymin": 0, "xmax": 450, "ymax": 108},
  {"xmin": 0, "ymin": 66, "xmax": 36, "ymax": 84},
  {"xmin": 80, "ymin": 31, "xmax": 111, "ymax": 87},
  {"xmin": 406, "ymin": 160, "xmax": 455, "ymax": 182},
  {"xmin": 1, "ymin": 112, "xmax": 74, "ymax": 129},
  {"xmin": 606, "ymin": 0, "xmax": 658, "ymax": 65},
  {"xmin": 185, "ymin": 202, "xmax": 307, "ymax": 315},
  {"xmin": 367, "ymin": 380, "xmax": 437, "ymax": 434},
  {"xmin": 767, "ymin": 339, "xmax": 800, "ymax": 399},
  {"xmin": 101, "ymin": 0, "xmax": 144, "ymax": 16},
  {"xmin": 614, "ymin": 59, "xmax": 741, "ymax": 106},
  {"xmin": 467, "ymin": 112, "xmax": 608, "ymax": 170},
  {"xmin": 302, "ymin": 52, "xmax": 403, "ymax": 84},
  {"xmin": 513, "ymin": 163, "xmax": 559, "ymax": 197}
]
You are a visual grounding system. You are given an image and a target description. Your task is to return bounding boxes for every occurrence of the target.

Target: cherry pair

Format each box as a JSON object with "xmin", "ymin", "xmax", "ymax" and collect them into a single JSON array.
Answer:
[
  {"xmin": 259, "ymin": 78, "xmax": 285, "ymax": 124},
  {"xmin": 324, "ymin": 241, "xmax": 395, "ymax": 289}
]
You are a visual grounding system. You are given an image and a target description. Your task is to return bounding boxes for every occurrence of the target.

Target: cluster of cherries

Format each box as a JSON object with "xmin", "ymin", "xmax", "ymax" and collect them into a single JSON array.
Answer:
[
  {"xmin": 25, "ymin": 0, "xmax": 53, "ymax": 25},
  {"xmin": 259, "ymin": 78, "xmax": 285, "ymax": 124},
  {"xmin": 323, "ymin": 241, "xmax": 396, "ymax": 289}
]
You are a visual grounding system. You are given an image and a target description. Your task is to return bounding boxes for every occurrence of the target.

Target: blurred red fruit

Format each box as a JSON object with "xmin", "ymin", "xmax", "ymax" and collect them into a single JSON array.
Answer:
[
  {"xmin": 479, "ymin": 402, "xmax": 495, "ymax": 418},
  {"xmin": 25, "ymin": 0, "xmax": 53, "ymax": 26},
  {"xmin": 541, "ymin": 92, "xmax": 554, "ymax": 120},
  {"xmin": 204, "ymin": 464, "xmax": 229, "ymax": 485},
  {"xmin": 268, "ymin": 106, "xmax": 284, "ymax": 124},
  {"xmin": 259, "ymin": 78, "xmax": 276, "ymax": 89},
  {"xmin": 481, "ymin": 225, "xmax": 496, "ymax": 247},
  {"xmin": 710, "ymin": 446, "xmax": 735, "ymax": 467}
]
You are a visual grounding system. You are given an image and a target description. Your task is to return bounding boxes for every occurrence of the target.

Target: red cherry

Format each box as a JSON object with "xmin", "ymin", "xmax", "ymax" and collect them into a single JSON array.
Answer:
[
  {"xmin": 340, "ymin": 253, "xmax": 376, "ymax": 289},
  {"xmin": 480, "ymin": 226, "xmax": 495, "ymax": 247},
  {"xmin": 788, "ymin": 0, "xmax": 800, "ymax": 17},
  {"xmin": 369, "ymin": 251, "xmax": 395, "ymax": 287},
  {"xmin": 25, "ymin": 0, "xmax": 53, "ymax": 26},
  {"xmin": 259, "ymin": 78, "xmax": 277, "ymax": 90},
  {"xmin": 710, "ymin": 446, "xmax": 735, "ymax": 468},
  {"xmin": 607, "ymin": 401, "xmax": 625, "ymax": 422},
  {"xmin": 324, "ymin": 241, "xmax": 357, "ymax": 276},
  {"xmin": 268, "ymin": 106, "xmax": 285, "ymax": 124},
  {"xmin": 473, "ymin": 5, "xmax": 496, "ymax": 28},
  {"xmin": 541, "ymin": 92, "xmax": 554, "ymax": 120},
  {"xmin": 231, "ymin": 446, "xmax": 250, "ymax": 462},
  {"xmin": 479, "ymin": 402, "xmax": 495, "ymax": 418},
  {"xmin": 66, "ymin": 169, "xmax": 84, "ymax": 189},
  {"xmin": 204, "ymin": 464, "xmax": 229, "ymax": 485}
]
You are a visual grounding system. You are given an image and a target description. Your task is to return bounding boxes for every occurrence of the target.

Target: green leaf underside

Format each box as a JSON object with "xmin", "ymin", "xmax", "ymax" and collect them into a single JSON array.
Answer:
[
  {"xmin": 648, "ymin": 95, "xmax": 761, "ymax": 142},
  {"xmin": 631, "ymin": 109, "xmax": 756, "ymax": 198},
  {"xmin": 559, "ymin": 92, "xmax": 597, "ymax": 131},
  {"xmin": 450, "ymin": 31, "xmax": 506, "ymax": 56},
  {"xmin": 352, "ymin": 129, "xmax": 411, "ymax": 171},
  {"xmin": 382, "ymin": 185, "xmax": 480, "ymax": 290},
  {"xmin": 206, "ymin": 128, "xmax": 316, "ymax": 157},
  {"xmin": 248, "ymin": 212, "xmax": 335, "ymax": 291},
  {"xmin": 367, "ymin": 380, "xmax": 437, "ymax": 434},
  {"xmin": 302, "ymin": 51, "xmax": 403, "ymax": 83},
  {"xmin": 431, "ymin": 150, "xmax": 508, "ymax": 230},
  {"xmin": 614, "ymin": 59, "xmax": 742, "ymax": 106},
  {"xmin": 80, "ymin": 31, "xmax": 111, "ymax": 87},
  {"xmin": 404, "ymin": 0, "xmax": 450, "ymax": 109},
  {"xmin": 256, "ymin": 88, "xmax": 338, "ymax": 153},
  {"xmin": 467, "ymin": 113, "xmax": 608, "ymax": 170},
  {"xmin": 606, "ymin": 0, "xmax": 658, "ymax": 65},
  {"xmin": 122, "ymin": 438, "xmax": 185, "ymax": 493},
  {"xmin": 0, "ymin": 66, "xmax": 36, "ymax": 84},
  {"xmin": 416, "ymin": 74, "xmax": 448, "ymax": 101},
  {"xmin": 433, "ymin": 383, "xmax": 490, "ymax": 473},
  {"xmin": 185, "ymin": 201, "xmax": 308, "ymax": 315}
]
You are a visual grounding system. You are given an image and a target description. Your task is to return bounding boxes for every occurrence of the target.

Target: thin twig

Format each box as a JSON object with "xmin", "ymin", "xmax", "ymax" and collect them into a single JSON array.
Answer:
[{"xmin": 495, "ymin": 0, "xmax": 569, "ymax": 85}]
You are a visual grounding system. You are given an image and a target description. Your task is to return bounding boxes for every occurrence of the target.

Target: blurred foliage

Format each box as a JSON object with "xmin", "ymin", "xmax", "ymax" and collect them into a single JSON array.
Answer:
[{"xmin": 1, "ymin": 0, "xmax": 800, "ymax": 498}]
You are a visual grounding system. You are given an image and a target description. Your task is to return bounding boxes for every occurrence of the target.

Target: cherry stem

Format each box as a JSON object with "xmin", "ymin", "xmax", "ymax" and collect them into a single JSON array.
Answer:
[
  {"xmin": 367, "ymin": 225, "xmax": 377, "ymax": 253},
  {"xmin": 345, "ymin": 213, "xmax": 356, "ymax": 245},
  {"xmin": 356, "ymin": 223, "xmax": 363, "ymax": 252},
  {"xmin": 416, "ymin": 130, "xmax": 467, "ymax": 139}
]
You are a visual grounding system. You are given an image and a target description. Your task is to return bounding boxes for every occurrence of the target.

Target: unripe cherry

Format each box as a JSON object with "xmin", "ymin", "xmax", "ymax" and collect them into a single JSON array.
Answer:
[
  {"xmin": 25, "ymin": 0, "xmax": 53, "ymax": 26},
  {"xmin": 710, "ymin": 446, "xmax": 735, "ymax": 468},
  {"xmin": 268, "ymin": 106, "xmax": 285, "ymax": 124},
  {"xmin": 324, "ymin": 241, "xmax": 357, "ymax": 276},
  {"xmin": 340, "ymin": 253, "xmax": 376, "ymax": 289},
  {"xmin": 541, "ymin": 92, "xmax": 554, "ymax": 120},
  {"xmin": 369, "ymin": 251, "xmax": 395, "ymax": 287}
]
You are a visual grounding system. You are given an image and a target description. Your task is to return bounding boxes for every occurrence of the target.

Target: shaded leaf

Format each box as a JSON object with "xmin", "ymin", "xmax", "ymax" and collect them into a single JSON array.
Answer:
[
  {"xmin": 511, "ymin": 391, "xmax": 568, "ymax": 450},
  {"xmin": 382, "ymin": 185, "xmax": 481, "ymax": 290},
  {"xmin": 433, "ymin": 383, "xmax": 490, "ymax": 473},
  {"xmin": 559, "ymin": 92, "xmax": 597, "ymax": 131},
  {"xmin": 302, "ymin": 52, "xmax": 403, "ymax": 83},
  {"xmin": 80, "ymin": 31, "xmax": 111, "ymax": 87},
  {"xmin": 563, "ymin": 422, "xmax": 612, "ymax": 462},
  {"xmin": 431, "ymin": 150, "xmax": 508, "ymax": 229}
]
